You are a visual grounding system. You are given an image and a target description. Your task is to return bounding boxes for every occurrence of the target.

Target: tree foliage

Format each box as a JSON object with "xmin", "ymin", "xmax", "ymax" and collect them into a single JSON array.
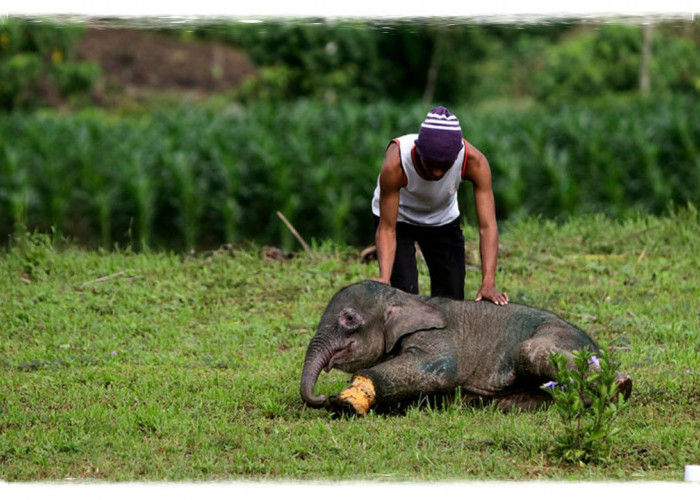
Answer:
[
  {"xmin": 533, "ymin": 23, "xmax": 700, "ymax": 103},
  {"xmin": 192, "ymin": 19, "xmax": 699, "ymax": 106},
  {"xmin": 0, "ymin": 18, "xmax": 100, "ymax": 111},
  {"xmin": 193, "ymin": 20, "xmax": 569, "ymax": 104},
  {"xmin": 3, "ymin": 18, "xmax": 699, "ymax": 110}
]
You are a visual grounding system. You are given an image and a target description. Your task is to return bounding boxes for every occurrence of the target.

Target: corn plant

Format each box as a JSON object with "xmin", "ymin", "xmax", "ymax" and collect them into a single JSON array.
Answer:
[{"xmin": 1, "ymin": 96, "xmax": 699, "ymax": 250}]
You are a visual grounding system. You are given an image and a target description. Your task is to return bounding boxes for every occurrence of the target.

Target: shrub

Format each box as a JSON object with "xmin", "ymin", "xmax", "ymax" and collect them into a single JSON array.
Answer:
[
  {"xmin": 543, "ymin": 348, "xmax": 629, "ymax": 464},
  {"xmin": 0, "ymin": 18, "xmax": 99, "ymax": 110}
]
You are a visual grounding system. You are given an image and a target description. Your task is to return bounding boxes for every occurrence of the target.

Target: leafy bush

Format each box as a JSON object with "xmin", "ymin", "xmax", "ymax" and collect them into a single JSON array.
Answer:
[
  {"xmin": 194, "ymin": 20, "xmax": 569, "ymax": 105},
  {"xmin": 192, "ymin": 20, "xmax": 699, "ymax": 106},
  {"xmin": 0, "ymin": 53, "xmax": 43, "ymax": 109},
  {"xmin": 11, "ymin": 229, "xmax": 56, "ymax": 279},
  {"xmin": 0, "ymin": 18, "xmax": 99, "ymax": 111},
  {"xmin": 544, "ymin": 348, "xmax": 629, "ymax": 464},
  {"xmin": 51, "ymin": 59, "xmax": 101, "ymax": 97},
  {"xmin": 532, "ymin": 24, "xmax": 700, "ymax": 104},
  {"xmin": 651, "ymin": 33, "xmax": 700, "ymax": 94},
  {"xmin": 196, "ymin": 20, "xmax": 422, "ymax": 103}
]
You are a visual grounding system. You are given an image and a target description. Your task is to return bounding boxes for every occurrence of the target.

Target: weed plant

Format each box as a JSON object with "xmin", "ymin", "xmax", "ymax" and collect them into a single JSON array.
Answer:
[
  {"xmin": 1, "ymin": 209, "xmax": 699, "ymax": 481},
  {"xmin": 544, "ymin": 348, "xmax": 629, "ymax": 465}
]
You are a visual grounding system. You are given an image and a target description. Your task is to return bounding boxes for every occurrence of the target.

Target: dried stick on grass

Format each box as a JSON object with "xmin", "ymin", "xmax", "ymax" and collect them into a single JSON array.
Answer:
[
  {"xmin": 276, "ymin": 211, "xmax": 311, "ymax": 254},
  {"xmin": 80, "ymin": 271, "xmax": 125, "ymax": 287}
]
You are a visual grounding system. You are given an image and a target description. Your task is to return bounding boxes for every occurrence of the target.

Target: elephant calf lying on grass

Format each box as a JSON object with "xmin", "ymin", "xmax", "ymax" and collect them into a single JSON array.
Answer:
[{"xmin": 300, "ymin": 280, "xmax": 632, "ymax": 416}]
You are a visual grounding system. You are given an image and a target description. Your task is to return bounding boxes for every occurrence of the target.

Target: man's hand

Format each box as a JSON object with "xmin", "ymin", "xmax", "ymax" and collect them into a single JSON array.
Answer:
[
  {"xmin": 476, "ymin": 285, "xmax": 509, "ymax": 306},
  {"xmin": 369, "ymin": 277, "xmax": 390, "ymax": 285}
]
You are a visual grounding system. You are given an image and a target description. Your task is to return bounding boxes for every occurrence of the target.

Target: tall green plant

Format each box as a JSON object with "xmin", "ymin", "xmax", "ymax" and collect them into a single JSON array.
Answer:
[
  {"xmin": 1, "ymin": 97, "xmax": 699, "ymax": 250},
  {"xmin": 543, "ymin": 348, "xmax": 629, "ymax": 464}
]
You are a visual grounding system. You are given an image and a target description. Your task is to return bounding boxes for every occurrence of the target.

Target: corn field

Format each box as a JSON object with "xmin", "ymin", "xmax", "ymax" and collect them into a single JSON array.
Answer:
[{"xmin": 1, "ymin": 96, "xmax": 699, "ymax": 250}]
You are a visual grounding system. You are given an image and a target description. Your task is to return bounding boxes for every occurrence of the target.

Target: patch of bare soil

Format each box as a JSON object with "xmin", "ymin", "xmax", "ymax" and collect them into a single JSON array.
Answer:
[{"xmin": 75, "ymin": 27, "xmax": 256, "ymax": 98}]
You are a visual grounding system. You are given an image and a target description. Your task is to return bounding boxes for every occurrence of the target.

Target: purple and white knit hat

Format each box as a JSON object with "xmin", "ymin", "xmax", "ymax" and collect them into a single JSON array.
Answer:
[{"xmin": 414, "ymin": 106, "xmax": 463, "ymax": 164}]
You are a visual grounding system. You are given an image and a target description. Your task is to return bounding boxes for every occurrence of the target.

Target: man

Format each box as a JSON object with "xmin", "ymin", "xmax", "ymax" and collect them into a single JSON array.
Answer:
[{"xmin": 371, "ymin": 106, "xmax": 509, "ymax": 305}]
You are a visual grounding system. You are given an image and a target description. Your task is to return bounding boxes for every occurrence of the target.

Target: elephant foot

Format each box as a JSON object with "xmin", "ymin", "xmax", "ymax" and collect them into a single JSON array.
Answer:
[
  {"xmin": 614, "ymin": 373, "xmax": 633, "ymax": 401},
  {"xmin": 493, "ymin": 391, "xmax": 553, "ymax": 412},
  {"xmin": 325, "ymin": 375, "xmax": 375, "ymax": 417},
  {"xmin": 326, "ymin": 394, "xmax": 362, "ymax": 417}
]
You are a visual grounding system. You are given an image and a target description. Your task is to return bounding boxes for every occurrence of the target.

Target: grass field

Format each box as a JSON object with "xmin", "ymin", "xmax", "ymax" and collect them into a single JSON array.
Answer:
[{"xmin": 1, "ymin": 208, "xmax": 699, "ymax": 481}]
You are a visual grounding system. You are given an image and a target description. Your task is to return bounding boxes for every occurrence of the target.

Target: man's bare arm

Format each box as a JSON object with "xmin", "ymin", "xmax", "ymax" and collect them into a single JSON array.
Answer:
[
  {"xmin": 374, "ymin": 142, "xmax": 404, "ymax": 284},
  {"xmin": 464, "ymin": 144, "xmax": 509, "ymax": 305}
]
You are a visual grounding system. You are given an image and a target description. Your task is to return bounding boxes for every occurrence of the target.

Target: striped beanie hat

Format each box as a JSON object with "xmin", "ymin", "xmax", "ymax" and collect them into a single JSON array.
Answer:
[{"xmin": 414, "ymin": 106, "xmax": 463, "ymax": 164}]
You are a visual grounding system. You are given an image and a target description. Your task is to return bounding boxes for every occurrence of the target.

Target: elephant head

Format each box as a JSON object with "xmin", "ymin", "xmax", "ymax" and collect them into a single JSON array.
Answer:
[{"xmin": 300, "ymin": 281, "xmax": 447, "ymax": 407}]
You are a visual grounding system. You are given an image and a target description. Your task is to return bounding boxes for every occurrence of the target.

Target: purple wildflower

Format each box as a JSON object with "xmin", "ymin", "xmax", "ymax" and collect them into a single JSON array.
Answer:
[
  {"xmin": 542, "ymin": 381, "xmax": 558, "ymax": 390},
  {"xmin": 589, "ymin": 355, "xmax": 601, "ymax": 369}
]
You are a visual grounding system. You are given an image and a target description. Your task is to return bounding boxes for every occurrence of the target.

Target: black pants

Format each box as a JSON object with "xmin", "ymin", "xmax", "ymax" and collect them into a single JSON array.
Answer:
[{"xmin": 375, "ymin": 216, "xmax": 466, "ymax": 300}]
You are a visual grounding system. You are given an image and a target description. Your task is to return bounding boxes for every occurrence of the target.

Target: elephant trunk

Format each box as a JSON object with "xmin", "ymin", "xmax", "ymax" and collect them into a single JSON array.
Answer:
[{"xmin": 300, "ymin": 336, "xmax": 335, "ymax": 407}]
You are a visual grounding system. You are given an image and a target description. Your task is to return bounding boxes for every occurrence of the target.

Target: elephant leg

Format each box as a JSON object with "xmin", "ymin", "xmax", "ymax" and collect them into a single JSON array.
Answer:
[
  {"xmin": 327, "ymin": 350, "xmax": 458, "ymax": 416},
  {"xmin": 514, "ymin": 335, "xmax": 633, "ymax": 402},
  {"xmin": 514, "ymin": 335, "xmax": 574, "ymax": 381},
  {"xmin": 493, "ymin": 390, "xmax": 553, "ymax": 411}
]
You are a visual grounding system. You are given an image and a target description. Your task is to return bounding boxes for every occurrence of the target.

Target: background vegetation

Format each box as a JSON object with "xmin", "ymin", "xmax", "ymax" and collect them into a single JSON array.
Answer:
[
  {"xmin": 1, "ymin": 17, "xmax": 699, "ymax": 251},
  {"xmin": 1, "ymin": 96, "xmax": 699, "ymax": 251},
  {"xmin": 0, "ymin": 18, "xmax": 100, "ymax": 110},
  {"xmin": 194, "ymin": 19, "xmax": 700, "ymax": 105}
]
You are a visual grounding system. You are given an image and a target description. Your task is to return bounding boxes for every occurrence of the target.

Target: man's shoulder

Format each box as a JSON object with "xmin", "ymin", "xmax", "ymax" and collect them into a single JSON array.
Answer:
[
  {"xmin": 395, "ymin": 133, "xmax": 418, "ymax": 141},
  {"xmin": 393, "ymin": 133, "xmax": 418, "ymax": 146},
  {"xmin": 388, "ymin": 134, "xmax": 417, "ymax": 160}
]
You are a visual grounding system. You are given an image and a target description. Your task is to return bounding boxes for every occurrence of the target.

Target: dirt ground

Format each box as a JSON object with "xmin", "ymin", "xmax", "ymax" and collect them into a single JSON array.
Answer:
[{"xmin": 75, "ymin": 27, "xmax": 256, "ymax": 100}]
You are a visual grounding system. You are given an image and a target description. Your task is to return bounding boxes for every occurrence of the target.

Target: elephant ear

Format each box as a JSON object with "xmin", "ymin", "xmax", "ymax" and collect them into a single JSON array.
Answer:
[{"xmin": 383, "ymin": 298, "xmax": 447, "ymax": 353}]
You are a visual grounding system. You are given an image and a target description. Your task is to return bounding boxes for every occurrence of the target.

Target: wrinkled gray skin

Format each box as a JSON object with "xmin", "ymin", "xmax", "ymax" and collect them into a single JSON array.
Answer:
[{"xmin": 300, "ymin": 280, "xmax": 607, "ymax": 412}]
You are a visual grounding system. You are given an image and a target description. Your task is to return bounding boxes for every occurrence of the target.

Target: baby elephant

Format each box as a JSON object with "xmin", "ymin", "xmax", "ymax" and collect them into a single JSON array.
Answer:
[{"xmin": 300, "ymin": 281, "xmax": 632, "ymax": 415}]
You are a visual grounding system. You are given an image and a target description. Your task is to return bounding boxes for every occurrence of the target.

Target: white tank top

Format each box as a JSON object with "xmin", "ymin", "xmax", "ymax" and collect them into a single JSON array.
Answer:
[{"xmin": 371, "ymin": 134, "xmax": 468, "ymax": 226}]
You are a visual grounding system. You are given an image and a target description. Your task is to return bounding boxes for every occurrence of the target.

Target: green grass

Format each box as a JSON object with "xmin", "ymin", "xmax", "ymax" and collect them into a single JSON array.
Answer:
[{"xmin": 1, "ymin": 208, "xmax": 699, "ymax": 481}]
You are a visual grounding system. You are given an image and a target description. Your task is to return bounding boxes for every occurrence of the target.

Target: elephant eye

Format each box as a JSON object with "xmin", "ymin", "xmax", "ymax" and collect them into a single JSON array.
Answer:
[{"xmin": 338, "ymin": 308, "xmax": 364, "ymax": 331}]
